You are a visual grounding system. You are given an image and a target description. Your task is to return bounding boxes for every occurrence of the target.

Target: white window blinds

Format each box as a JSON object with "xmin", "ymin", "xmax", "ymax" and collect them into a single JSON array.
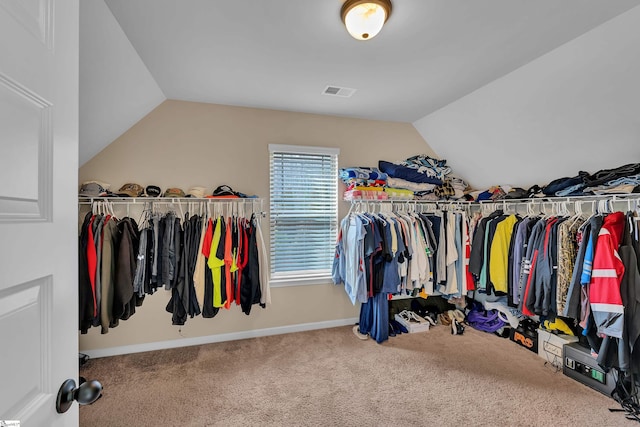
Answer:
[{"xmin": 269, "ymin": 144, "xmax": 339, "ymax": 279}]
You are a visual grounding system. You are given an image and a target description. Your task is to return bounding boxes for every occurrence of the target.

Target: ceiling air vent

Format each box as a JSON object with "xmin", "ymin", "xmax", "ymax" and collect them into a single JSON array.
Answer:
[{"xmin": 322, "ymin": 85, "xmax": 356, "ymax": 98}]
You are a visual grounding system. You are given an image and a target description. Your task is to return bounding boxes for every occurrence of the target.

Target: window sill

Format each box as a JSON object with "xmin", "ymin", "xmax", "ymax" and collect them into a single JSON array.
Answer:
[{"xmin": 269, "ymin": 275, "xmax": 334, "ymax": 288}]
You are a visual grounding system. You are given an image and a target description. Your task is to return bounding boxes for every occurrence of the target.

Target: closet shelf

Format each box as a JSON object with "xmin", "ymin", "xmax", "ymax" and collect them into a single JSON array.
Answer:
[
  {"xmin": 347, "ymin": 193, "xmax": 640, "ymax": 209},
  {"xmin": 78, "ymin": 197, "xmax": 266, "ymax": 217},
  {"xmin": 79, "ymin": 197, "xmax": 263, "ymax": 204}
]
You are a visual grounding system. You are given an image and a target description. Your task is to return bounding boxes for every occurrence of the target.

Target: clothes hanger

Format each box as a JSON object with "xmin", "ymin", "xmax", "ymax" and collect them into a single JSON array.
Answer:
[
  {"xmin": 565, "ymin": 201, "xmax": 584, "ymax": 229},
  {"xmin": 178, "ymin": 200, "xmax": 185, "ymax": 220},
  {"xmin": 560, "ymin": 201, "xmax": 570, "ymax": 218},
  {"xmin": 98, "ymin": 201, "xmax": 104, "ymax": 217},
  {"xmin": 632, "ymin": 201, "xmax": 640, "ymax": 241},
  {"xmin": 526, "ymin": 200, "xmax": 536, "ymax": 217},
  {"xmin": 551, "ymin": 201, "xmax": 560, "ymax": 219},
  {"xmin": 136, "ymin": 202, "xmax": 150, "ymax": 228},
  {"xmin": 598, "ymin": 199, "xmax": 610, "ymax": 215},
  {"xmin": 109, "ymin": 200, "xmax": 117, "ymax": 220},
  {"xmin": 578, "ymin": 200, "xmax": 603, "ymax": 231},
  {"xmin": 504, "ymin": 200, "xmax": 519, "ymax": 216},
  {"xmin": 540, "ymin": 202, "xmax": 550, "ymax": 219},
  {"xmin": 481, "ymin": 202, "xmax": 490, "ymax": 217}
]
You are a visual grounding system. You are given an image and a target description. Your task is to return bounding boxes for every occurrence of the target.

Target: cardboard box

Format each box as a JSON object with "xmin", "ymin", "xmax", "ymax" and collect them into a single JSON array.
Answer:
[
  {"xmin": 394, "ymin": 313, "xmax": 430, "ymax": 333},
  {"xmin": 537, "ymin": 328, "xmax": 579, "ymax": 368},
  {"xmin": 510, "ymin": 325, "xmax": 538, "ymax": 353}
]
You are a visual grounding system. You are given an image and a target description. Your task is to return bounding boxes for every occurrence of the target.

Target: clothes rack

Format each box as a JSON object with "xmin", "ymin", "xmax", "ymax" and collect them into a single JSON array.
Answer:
[
  {"xmin": 339, "ymin": 193, "xmax": 640, "ymax": 344},
  {"xmin": 349, "ymin": 193, "xmax": 640, "ymax": 215},
  {"xmin": 79, "ymin": 197, "xmax": 265, "ymax": 216},
  {"xmin": 78, "ymin": 196, "xmax": 270, "ymax": 334}
]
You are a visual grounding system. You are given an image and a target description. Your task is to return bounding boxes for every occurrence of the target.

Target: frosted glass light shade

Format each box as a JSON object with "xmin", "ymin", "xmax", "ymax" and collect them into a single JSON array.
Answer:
[{"xmin": 341, "ymin": 0, "xmax": 392, "ymax": 41}]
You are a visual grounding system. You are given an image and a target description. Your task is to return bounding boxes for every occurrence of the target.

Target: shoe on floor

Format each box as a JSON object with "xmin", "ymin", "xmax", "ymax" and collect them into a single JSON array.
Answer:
[
  {"xmin": 352, "ymin": 325, "xmax": 369, "ymax": 340},
  {"xmin": 388, "ymin": 322, "xmax": 397, "ymax": 337},
  {"xmin": 391, "ymin": 319, "xmax": 408, "ymax": 334},
  {"xmin": 398, "ymin": 310, "xmax": 419, "ymax": 323},
  {"xmin": 424, "ymin": 311, "xmax": 438, "ymax": 325},
  {"xmin": 448, "ymin": 309, "xmax": 465, "ymax": 323},
  {"xmin": 404, "ymin": 310, "xmax": 426, "ymax": 324},
  {"xmin": 422, "ymin": 314, "xmax": 437, "ymax": 326},
  {"xmin": 438, "ymin": 312, "xmax": 452, "ymax": 326},
  {"xmin": 451, "ymin": 318, "xmax": 465, "ymax": 335}
]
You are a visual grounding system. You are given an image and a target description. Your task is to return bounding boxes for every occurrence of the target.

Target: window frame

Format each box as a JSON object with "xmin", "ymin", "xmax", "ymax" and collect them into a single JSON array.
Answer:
[{"xmin": 268, "ymin": 144, "xmax": 340, "ymax": 287}]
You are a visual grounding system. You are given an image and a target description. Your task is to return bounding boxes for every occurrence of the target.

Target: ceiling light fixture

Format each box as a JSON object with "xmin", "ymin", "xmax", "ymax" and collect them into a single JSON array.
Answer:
[{"xmin": 341, "ymin": 0, "xmax": 392, "ymax": 41}]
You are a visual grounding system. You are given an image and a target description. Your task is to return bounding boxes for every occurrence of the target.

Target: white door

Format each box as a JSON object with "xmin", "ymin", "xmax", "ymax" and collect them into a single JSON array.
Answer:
[{"xmin": 0, "ymin": 0, "xmax": 79, "ymax": 426}]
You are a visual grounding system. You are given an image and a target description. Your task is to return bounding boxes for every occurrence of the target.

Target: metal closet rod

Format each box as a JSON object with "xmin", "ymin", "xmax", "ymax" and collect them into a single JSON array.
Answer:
[
  {"xmin": 348, "ymin": 193, "xmax": 640, "ymax": 206},
  {"xmin": 79, "ymin": 197, "xmax": 267, "ymax": 218},
  {"xmin": 475, "ymin": 193, "xmax": 640, "ymax": 205}
]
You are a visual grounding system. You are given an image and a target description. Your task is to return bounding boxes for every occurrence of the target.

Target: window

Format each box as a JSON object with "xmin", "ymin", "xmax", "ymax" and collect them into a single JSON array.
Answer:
[{"xmin": 269, "ymin": 144, "xmax": 339, "ymax": 285}]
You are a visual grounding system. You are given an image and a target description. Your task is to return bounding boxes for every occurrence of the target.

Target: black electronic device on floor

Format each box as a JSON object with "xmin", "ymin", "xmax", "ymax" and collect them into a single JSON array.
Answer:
[{"xmin": 563, "ymin": 342, "xmax": 615, "ymax": 397}]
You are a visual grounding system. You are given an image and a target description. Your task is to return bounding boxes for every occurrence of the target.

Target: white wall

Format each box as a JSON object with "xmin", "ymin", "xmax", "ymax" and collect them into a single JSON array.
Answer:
[
  {"xmin": 413, "ymin": 5, "xmax": 640, "ymax": 190},
  {"xmin": 79, "ymin": 0, "xmax": 165, "ymax": 165}
]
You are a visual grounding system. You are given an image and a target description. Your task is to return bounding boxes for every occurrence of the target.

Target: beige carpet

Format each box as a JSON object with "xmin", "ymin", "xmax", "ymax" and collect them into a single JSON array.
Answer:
[{"xmin": 79, "ymin": 325, "xmax": 634, "ymax": 426}]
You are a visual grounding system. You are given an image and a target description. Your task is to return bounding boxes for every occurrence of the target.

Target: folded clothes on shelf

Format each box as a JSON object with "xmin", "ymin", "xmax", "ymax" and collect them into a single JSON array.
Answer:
[{"xmin": 379, "ymin": 160, "xmax": 443, "ymax": 186}]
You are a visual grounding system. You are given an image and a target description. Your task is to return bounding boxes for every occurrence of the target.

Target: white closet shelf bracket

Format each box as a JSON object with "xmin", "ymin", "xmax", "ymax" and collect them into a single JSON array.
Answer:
[
  {"xmin": 78, "ymin": 197, "xmax": 266, "ymax": 217},
  {"xmin": 348, "ymin": 193, "xmax": 640, "ymax": 213}
]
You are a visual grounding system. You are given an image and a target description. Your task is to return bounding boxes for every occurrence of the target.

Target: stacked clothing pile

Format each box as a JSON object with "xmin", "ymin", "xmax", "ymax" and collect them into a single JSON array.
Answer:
[
  {"xmin": 542, "ymin": 163, "xmax": 640, "ymax": 197},
  {"xmin": 340, "ymin": 167, "xmax": 389, "ymax": 200},
  {"xmin": 379, "ymin": 155, "xmax": 468, "ymax": 200},
  {"xmin": 340, "ymin": 155, "xmax": 469, "ymax": 201},
  {"xmin": 466, "ymin": 162, "xmax": 640, "ymax": 201},
  {"xmin": 466, "ymin": 185, "xmax": 545, "ymax": 201}
]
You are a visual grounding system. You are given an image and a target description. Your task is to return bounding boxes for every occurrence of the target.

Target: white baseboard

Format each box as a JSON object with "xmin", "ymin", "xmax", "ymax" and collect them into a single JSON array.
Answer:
[{"xmin": 81, "ymin": 317, "xmax": 359, "ymax": 359}]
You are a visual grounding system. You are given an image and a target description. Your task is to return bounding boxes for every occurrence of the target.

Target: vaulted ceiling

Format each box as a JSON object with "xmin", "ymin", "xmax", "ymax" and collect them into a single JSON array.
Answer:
[{"xmin": 79, "ymin": 0, "xmax": 640, "ymax": 164}]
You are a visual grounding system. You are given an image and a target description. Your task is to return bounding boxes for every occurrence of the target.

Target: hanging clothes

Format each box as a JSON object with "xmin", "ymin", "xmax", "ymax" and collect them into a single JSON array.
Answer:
[
  {"xmin": 334, "ymin": 205, "xmax": 472, "ymax": 343},
  {"xmin": 240, "ymin": 214, "xmax": 263, "ymax": 315},
  {"xmin": 488, "ymin": 214, "xmax": 518, "ymax": 295},
  {"xmin": 338, "ymin": 199, "xmax": 640, "ymax": 348},
  {"xmin": 199, "ymin": 217, "xmax": 218, "ymax": 318},
  {"xmin": 78, "ymin": 201, "xmax": 269, "ymax": 333},
  {"xmin": 620, "ymin": 212, "xmax": 640, "ymax": 373},
  {"xmin": 556, "ymin": 217, "xmax": 585, "ymax": 314},
  {"xmin": 589, "ymin": 211, "xmax": 626, "ymax": 338},
  {"xmin": 99, "ymin": 216, "xmax": 118, "ymax": 333},
  {"xmin": 79, "ymin": 211, "xmax": 95, "ymax": 334},
  {"xmin": 166, "ymin": 214, "xmax": 203, "ymax": 325},
  {"xmin": 112, "ymin": 217, "xmax": 141, "ymax": 325}
]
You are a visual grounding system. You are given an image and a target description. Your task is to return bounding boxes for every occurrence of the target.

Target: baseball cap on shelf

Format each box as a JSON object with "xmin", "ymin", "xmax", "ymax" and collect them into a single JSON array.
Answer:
[
  {"xmin": 163, "ymin": 187, "xmax": 186, "ymax": 198},
  {"xmin": 504, "ymin": 187, "xmax": 527, "ymax": 199},
  {"xmin": 79, "ymin": 181, "xmax": 110, "ymax": 197},
  {"xmin": 145, "ymin": 185, "xmax": 162, "ymax": 197},
  {"xmin": 117, "ymin": 183, "xmax": 144, "ymax": 197},
  {"xmin": 187, "ymin": 186, "xmax": 208, "ymax": 198},
  {"xmin": 210, "ymin": 185, "xmax": 240, "ymax": 198}
]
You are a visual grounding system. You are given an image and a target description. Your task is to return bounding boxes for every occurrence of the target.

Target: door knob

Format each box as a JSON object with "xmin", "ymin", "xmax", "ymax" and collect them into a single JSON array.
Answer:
[{"xmin": 56, "ymin": 377, "xmax": 103, "ymax": 413}]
